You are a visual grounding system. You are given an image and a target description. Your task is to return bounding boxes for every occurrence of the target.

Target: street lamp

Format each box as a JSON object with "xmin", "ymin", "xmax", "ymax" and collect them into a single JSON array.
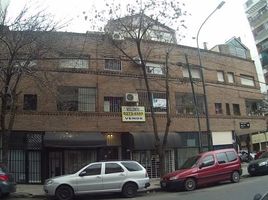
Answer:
[{"xmin": 196, "ymin": 1, "xmax": 225, "ymax": 150}]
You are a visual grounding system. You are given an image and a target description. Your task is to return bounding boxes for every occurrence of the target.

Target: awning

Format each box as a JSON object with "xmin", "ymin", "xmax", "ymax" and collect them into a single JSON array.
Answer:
[
  {"xmin": 44, "ymin": 132, "xmax": 106, "ymax": 148},
  {"xmin": 129, "ymin": 132, "xmax": 181, "ymax": 150}
]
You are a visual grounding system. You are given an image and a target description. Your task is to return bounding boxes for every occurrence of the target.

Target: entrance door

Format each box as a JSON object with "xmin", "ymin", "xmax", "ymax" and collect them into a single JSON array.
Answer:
[{"xmin": 49, "ymin": 151, "xmax": 63, "ymax": 177}]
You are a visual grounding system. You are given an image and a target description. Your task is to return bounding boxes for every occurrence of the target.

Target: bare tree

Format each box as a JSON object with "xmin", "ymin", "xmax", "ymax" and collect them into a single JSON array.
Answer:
[
  {"xmin": 0, "ymin": 1, "xmax": 61, "ymax": 165},
  {"xmin": 85, "ymin": 0, "xmax": 188, "ymax": 176}
]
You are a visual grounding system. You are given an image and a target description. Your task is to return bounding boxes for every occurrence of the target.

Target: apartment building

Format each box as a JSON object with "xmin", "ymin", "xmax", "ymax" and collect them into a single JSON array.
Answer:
[
  {"xmin": 245, "ymin": 0, "xmax": 268, "ymax": 87},
  {"xmin": 0, "ymin": 16, "xmax": 266, "ymax": 183}
]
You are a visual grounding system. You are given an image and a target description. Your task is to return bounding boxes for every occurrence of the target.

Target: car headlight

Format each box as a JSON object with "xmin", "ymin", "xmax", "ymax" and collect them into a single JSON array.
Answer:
[
  {"xmin": 259, "ymin": 161, "xmax": 268, "ymax": 166},
  {"xmin": 45, "ymin": 179, "xmax": 54, "ymax": 185},
  {"xmin": 169, "ymin": 176, "xmax": 178, "ymax": 181}
]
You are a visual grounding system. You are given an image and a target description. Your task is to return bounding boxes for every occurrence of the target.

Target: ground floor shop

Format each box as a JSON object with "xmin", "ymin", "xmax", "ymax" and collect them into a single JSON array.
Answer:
[{"xmin": 0, "ymin": 130, "xmax": 237, "ymax": 183}]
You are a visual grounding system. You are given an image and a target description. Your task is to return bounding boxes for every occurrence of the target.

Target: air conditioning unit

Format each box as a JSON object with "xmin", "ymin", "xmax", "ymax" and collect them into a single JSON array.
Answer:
[
  {"xmin": 126, "ymin": 93, "xmax": 139, "ymax": 102},
  {"xmin": 112, "ymin": 32, "xmax": 124, "ymax": 40}
]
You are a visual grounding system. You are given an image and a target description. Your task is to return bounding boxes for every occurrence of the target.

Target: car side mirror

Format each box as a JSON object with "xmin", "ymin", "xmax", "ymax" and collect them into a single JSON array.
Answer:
[
  {"xmin": 253, "ymin": 193, "xmax": 262, "ymax": 200},
  {"xmin": 79, "ymin": 171, "xmax": 87, "ymax": 177}
]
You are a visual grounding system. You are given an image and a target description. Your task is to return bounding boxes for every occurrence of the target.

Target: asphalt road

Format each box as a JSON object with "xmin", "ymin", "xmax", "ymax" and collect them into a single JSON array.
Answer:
[{"xmin": 7, "ymin": 175, "xmax": 268, "ymax": 200}]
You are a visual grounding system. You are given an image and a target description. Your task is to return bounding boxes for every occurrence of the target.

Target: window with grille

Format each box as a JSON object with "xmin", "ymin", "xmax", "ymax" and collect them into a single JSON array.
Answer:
[
  {"xmin": 146, "ymin": 63, "xmax": 165, "ymax": 75},
  {"xmin": 138, "ymin": 91, "xmax": 166, "ymax": 112},
  {"xmin": 104, "ymin": 97, "xmax": 123, "ymax": 112},
  {"xmin": 246, "ymin": 99, "xmax": 262, "ymax": 116},
  {"xmin": 59, "ymin": 59, "xmax": 89, "ymax": 69},
  {"xmin": 175, "ymin": 93, "xmax": 205, "ymax": 115},
  {"xmin": 105, "ymin": 58, "xmax": 121, "ymax": 71},
  {"xmin": 23, "ymin": 94, "xmax": 37, "ymax": 111},
  {"xmin": 57, "ymin": 86, "xmax": 96, "ymax": 112}
]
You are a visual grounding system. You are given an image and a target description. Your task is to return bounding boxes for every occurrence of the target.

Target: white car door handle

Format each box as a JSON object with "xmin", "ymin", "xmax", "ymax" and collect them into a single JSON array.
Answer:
[{"xmin": 96, "ymin": 176, "xmax": 102, "ymax": 179}]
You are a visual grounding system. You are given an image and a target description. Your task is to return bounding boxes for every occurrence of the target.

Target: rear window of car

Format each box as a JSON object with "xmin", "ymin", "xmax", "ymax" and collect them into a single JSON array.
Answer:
[{"xmin": 121, "ymin": 162, "xmax": 143, "ymax": 172}]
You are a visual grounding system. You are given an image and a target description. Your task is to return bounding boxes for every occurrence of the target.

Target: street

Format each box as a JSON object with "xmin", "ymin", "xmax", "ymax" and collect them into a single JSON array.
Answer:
[{"xmin": 7, "ymin": 175, "xmax": 268, "ymax": 200}]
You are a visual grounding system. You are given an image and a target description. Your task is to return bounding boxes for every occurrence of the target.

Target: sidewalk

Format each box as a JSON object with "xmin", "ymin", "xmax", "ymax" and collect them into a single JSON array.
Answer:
[{"xmin": 11, "ymin": 163, "xmax": 249, "ymax": 198}]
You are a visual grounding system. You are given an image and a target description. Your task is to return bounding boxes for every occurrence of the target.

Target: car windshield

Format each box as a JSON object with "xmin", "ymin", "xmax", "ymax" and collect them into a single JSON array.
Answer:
[
  {"xmin": 180, "ymin": 156, "xmax": 200, "ymax": 169},
  {"xmin": 259, "ymin": 152, "xmax": 268, "ymax": 159}
]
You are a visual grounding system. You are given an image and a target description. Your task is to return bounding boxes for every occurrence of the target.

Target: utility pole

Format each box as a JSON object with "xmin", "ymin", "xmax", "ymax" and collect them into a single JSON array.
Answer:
[{"xmin": 185, "ymin": 54, "xmax": 202, "ymax": 152}]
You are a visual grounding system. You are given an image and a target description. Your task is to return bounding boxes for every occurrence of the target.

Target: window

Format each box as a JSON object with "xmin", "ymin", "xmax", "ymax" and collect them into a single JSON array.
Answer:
[
  {"xmin": 84, "ymin": 164, "xmax": 101, "ymax": 176},
  {"xmin": 147, "ymin": 63, "xmax": 165, "ymax": 75},
  {"xmin": 105, "ymin": 58, "xmax": 121, "ymax": 71},
  {"xmin": 59, "ymin": 59, "xmax": 88, "ymax": 69},
  {"xmin": 246, "ymin": 99, "xmax": 262, "ymax": 116},
  {"xmin": 105, "ymin": 163, "xmax": 124, "ymax": 174},
  {"xmin": 226, "ymin": 103, "xmax": 231, "ymax": 115},
  {"xmin": 216, "ymin": 152, "xmax": 228, "ymax": 164},
  {"xmin": 227, "ymin": 72, "xmax": 235, "ymax": 83},
  {"xmin": 23, "ymin": 94, "xmax": 37, "ymax": 111},
  {"xmin": 182, "ymin": 68, "xmax": 201, "ymax": 79},
  {"xmin": 226, "ymin": 151, "xmax": 237, "ymax": 162},
  {"xmin": 240, "ymin": 75, "xmax": 255, "ymax": 87},
  {"xmin": 201, "ymin": 155, "xmax": 215, "ymax": 167},
  {"xmin": 215, "ymin": 103, "xmax": 223, "ymax": 114},
  {"xmin": 217, "ymin": 71, "xmax": 225, "ymax": 82},
  {"xmin": 104, "ymin": 97, "xmax": 123, "ymax": 112},
  {"xmin": 121, "ymin": 162, "xmax": 143, "ymax": 171},
  {"xmin": 57, "ymin": 87, "xmax": 96, "ymax": 112},
  {"xmin": 229, "ymin": 46, "xmax": 247, "ymax": 59},
  {"xmin": 175, "ymin": 93, "xmax": 205, "ymax": 115},
  {"xmin": 233, "ymin": 104, "xmax": 241, "ymax": 115},
  {"xmin": 138, "ymin": 91, "xmax": 166, "ymax": 112}
]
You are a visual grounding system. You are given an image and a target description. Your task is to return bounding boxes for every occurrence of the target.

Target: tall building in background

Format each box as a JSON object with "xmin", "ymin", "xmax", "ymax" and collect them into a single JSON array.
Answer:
[{"xmin": 244, "ymin": 0, "xmax": 268, "ymax": 92}]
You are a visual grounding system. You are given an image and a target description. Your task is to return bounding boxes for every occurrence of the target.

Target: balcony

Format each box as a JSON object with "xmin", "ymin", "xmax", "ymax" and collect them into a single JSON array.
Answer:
[
  {"xmin": 250, "ymin": 8, "xmax": 268, "ymax": 28},
  {"xmin": 255, "ymin": 28, "xmax": 268, "ymax": 43}
]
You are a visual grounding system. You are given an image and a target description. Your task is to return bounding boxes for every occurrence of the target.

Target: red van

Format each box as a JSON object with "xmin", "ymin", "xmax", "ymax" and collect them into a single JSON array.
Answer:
[{"xmin": 160, "ymin": 148, "xmax": 241, "ymax": 191}]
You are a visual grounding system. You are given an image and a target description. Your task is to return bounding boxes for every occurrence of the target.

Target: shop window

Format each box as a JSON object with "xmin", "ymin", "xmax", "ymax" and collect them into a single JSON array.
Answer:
[
  {"xmin": 215, "ymin": 103, "xmax": 223, "ymax": 114},
  {"xmin": 233, "ymin": 104, "xmax": 241, "ymax": 116},
  {"xmin": 57, "ymin": 86, "xmax": 96, "ymax": 112},
  {"xmin": 23, "ymin": 94, "xmax": 37, "ymax": 111},
  {"xmin": 105, "ymin": 58, "xmax": 121, "ymax": 71},
  {"xmin": 175, "ymin": 93, "xmax": 205, "ymax": 115},
  {"xmin": 104, "ymin": 97, "xmax": 123, "ymax": 112}
]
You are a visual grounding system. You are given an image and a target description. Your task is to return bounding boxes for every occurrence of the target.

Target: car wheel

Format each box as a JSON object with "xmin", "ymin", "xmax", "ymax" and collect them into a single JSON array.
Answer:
[
  {"xmin": 55, "ymin": 185, "xmax": 74, "ymax": 200},
  {"xmin": 122, "ymin": 182, "xmax": 138, "ymax": 198},
  {"xmin": 231, "ymin": 171, "xmax": 240, "ymax": 183},
  {"xmin": 184, "ymin": 178, "xmax": 196, "ymax": 191}
]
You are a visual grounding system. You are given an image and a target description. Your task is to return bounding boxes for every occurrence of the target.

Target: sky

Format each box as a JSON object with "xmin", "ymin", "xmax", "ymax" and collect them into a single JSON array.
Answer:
[{"xmin": 3, "ymin": 0, "xmax": 266, "ymax": 92}]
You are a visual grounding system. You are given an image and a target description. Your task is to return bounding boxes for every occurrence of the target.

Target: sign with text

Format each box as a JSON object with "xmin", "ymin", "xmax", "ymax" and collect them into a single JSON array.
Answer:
[
  {"xmin": 122, "ymin": 106, "xmax": 145, "ymax": 122},
  {"xmin": 240, "ymin": 122, "xmax": 250, "ymax": 129}
]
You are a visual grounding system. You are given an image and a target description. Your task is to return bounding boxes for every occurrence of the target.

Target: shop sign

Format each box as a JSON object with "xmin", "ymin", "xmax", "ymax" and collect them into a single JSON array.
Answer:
[
  {"xmin": 240, "ymin": 122, "xmax": 250, "ymax": 129},
  {"xmin": 122, "ymin": 106, "xmax": 145, "ymax": 122}
]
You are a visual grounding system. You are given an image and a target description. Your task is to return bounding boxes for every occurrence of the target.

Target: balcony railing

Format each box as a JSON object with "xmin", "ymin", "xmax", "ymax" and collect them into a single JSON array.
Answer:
[{"xmin": 250, "ymin": 8, "xmax": 268, "ymax": 28}]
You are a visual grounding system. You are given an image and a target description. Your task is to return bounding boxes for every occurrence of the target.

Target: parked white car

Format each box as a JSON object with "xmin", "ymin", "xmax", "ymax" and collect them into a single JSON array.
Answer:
[{"xmin": 43, "ymin": 161, "xmax": 150, "ymax": 200}]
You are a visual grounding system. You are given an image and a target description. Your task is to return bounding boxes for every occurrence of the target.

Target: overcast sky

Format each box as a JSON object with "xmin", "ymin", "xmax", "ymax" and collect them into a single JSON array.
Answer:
[{"xmin": 4, "ymin": 0, "xmax": 266, "ymax": 92}]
